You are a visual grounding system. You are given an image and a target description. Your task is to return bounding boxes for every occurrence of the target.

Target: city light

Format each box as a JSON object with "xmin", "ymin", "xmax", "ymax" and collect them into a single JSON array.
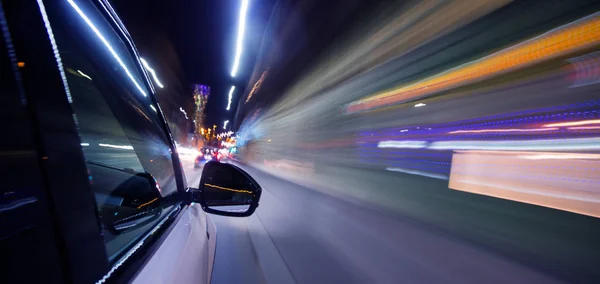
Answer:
[
  {"xmin": 67, "ymin": 0, "xmax": 147, "ymax": 97},
  {"xmin": 227, "ymin": 86, "xmax": 235, "ymax": 110},
  {"xmin": 414, "ymin": 103, "xmax": 426, "ymax": 107},
  {"xmin": 230, "ymin": 0, "xmax": 249, "ymax": 77},
  {"xmin": 80, "ymin": 143, "xmax": 90, "ymax": 147},
  {"xmin": 224, "ymin": 120, "xmax": 229, "ymax": 129},
  {"xmin": 140, "ymin": 58, "xmax": 164, "ymax": 88},
  {"xmin": 150, "ymin": 105, "xmax": 157, "ymax": 112}
]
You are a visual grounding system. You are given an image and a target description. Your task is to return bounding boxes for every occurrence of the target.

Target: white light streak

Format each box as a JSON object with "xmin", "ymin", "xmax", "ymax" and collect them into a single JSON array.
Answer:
[
  {"xmin": 67, "ymin": 0, "xmax": 147, "ymax": 97},
  {"xmin": 545, "ymin": 119, "xmax": 600, "ymax": 127},
  {"xmin": 140, "ymin": 58, "xmax": 164, "ymax": 88},
  {"xmin": 80, "ymin": 143, "xmax": 90, "ymax": 146},
  {"xmin": 150, "ymin": 105, "xmax": 157, "ymax": 112},
  {"xmin": 99, "ymin": 143, "xmax": 134, "ymax": 150},
  {"xmin": 224, "ymin": 120, "xmax": 229, "ymax": 129},
  {"xmin": 386, "ymin": 167, "xmax": 448, "ymax": 180},
  {"xmin": 179, "ymin": 107, "xmax": 188, "ymax": 119},
  {"xmin": 414, "ymin": 103, "xmax": 426, "ymax": 107},
  {"xmin": 377, "ymin": 140, "xmax": 427, "ymax": 149},
  {"xmin": 230, "ymin": 0, "xmax": 249, "ymax": 77},
  {"xmin": 449, "ymin": 127, "xmax": 557, "ymax": 134},
  {"xmin": 227, "ymin": 86, "xmax": 235, "ymax": 110},
  {"xmin": 77, "ymin": 70, "xmax": 92, "ymax": 80},
  {"xmin": 430, "ymin": 137, "xmax": 600, "ymax": 151}
]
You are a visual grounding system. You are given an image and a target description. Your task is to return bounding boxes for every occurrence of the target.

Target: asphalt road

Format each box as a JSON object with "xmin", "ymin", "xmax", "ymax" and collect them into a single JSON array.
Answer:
[{"xmin": 180, "ymin": 158, "xmax": 579, "ymax": 284}]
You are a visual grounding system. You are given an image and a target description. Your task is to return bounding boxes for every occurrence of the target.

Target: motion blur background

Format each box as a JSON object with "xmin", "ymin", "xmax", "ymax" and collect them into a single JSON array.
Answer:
[{"xmin": 123, "ymin": 0, "xmax": 600, "ymax": 283}]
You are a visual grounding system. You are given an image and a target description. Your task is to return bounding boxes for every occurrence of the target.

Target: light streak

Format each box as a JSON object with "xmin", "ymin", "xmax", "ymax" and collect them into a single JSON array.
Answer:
[
  {"xmin": 227, "ymin": 86, "xmax": 235, "ymax": 110},
  {"xmin": 231, "ymin": 0, "xmax": 249, "ymax": 77},
  {"xmin": 204, "ymin": 183, "xmax": 252, "ymax": 194},
  {"xmin": 386, "ymin": 167, "xmax": 448, "ymax": 180},
  {"xmin": 77, "ymin": 70, "xmax": 92, "ymax": 80},
  {"xmin": 377, "ymin": 140, "xmax": 427, "ymax": 149},
  {"xmin": 545, "ymin": 119, "xmax": 600, "ymax": 127},
  {"xmin": 449, "ymin": 127, "xmax": 557, "ymax": 134},
  {"xmin": 98, "ymin": 143, "xmax": 134, "ymax": 150},
  {"xmin": 140, "ymin": 58, "xmax": 164, "ymax": 88},
  {"xmin": 348, "ymin": 12, "xmax": 600, "ymax": 113},
  {"xmin": 430, "ymin": 137, "xmax": 600, "ymax": 151},
  {"xmin": 67, "ymin": 0, "xmax": 147, "ymax": 96}
]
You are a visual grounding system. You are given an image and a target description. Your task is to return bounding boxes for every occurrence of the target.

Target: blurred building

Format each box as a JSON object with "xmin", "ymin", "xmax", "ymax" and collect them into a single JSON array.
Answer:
[{"xmin": 193, "ymin": 84, "xmax": 210, "ymax": 147}]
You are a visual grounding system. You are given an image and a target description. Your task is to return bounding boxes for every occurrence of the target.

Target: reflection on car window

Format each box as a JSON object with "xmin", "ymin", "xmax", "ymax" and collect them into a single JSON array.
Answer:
[{"xmin": 45, "ymin": 0, "xmax": 176, "ymax": 262}]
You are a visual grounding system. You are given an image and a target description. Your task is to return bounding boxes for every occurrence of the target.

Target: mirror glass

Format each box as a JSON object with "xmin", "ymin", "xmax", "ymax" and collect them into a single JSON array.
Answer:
[
  {"xmin": 200, "ymin": 161, "xmax": 259, "ymax": 215},
  {"xmin": 92, "ymin": 167, "xmax": 163, "ymax": 235}
]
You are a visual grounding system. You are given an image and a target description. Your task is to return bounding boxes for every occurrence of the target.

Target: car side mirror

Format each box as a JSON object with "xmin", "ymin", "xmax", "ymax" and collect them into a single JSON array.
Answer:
[{"xmin": 192, "ymin": 161, "xmax": 261, "ymax": 217}]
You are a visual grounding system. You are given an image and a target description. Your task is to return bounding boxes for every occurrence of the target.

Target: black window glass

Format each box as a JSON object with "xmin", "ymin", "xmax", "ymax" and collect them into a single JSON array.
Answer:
[
  {"xmin": 0, "ymin": 10, "xmax": 63, "ymax": 282},
  {"xmin": 44, "ymin": 0, "xmax": 177, "ymax": 261}
]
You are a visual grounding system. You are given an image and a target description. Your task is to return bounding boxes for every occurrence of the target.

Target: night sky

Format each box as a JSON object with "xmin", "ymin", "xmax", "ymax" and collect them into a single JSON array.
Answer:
[
  {"xmin": 113, "ymin": 0, "xmax": 274, "ymax": 129},
  {"xmin": 113, "ymin": 0, "xmax": 385, "ymax": 131}
]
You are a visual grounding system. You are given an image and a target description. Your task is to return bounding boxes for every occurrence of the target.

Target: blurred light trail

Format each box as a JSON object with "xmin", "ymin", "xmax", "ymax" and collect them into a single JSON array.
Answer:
[
  {"xmin": 80, "ymin": 143, "xmax": 90, "ymax": 147},
  {"xmin": 230, "ymin": 0, "xmax": 248, "ymax": 77},
  {"xmin": 377, "ymin": 140, "xmax": 427, "ymax": 149},
  {"xmin": 518, "ymin": 153, "xmax": 600, "ymax": 160},
  {"xmin": 98, "ymin": 143, "xmax": 134, "ymax": 150},
  {"xmin": 179, "ymin": 107, "xmax": 188, "ymax": 119},
  {"xmin": 224, "ymin": 120, "xmax": 229, "ymax": 130},
  {"xmin": 227, "ymin": 86, "xmax": 235, "ymax": 110},
  {"xmin": 430, "ymin": 137, "xmax": 600, "ymax": 151},
  {"xmin": 545, "ymin": 119, "xmax": 600, "ymax": 127},
  {"xmin": 569, "ymin": 126, "xmax": 600, "ymax": 130},
  {"xmin": 77, "ymin": 70, "xmax": 92, "ymax": 80},
  {"xmin": 66, "ymin": 0, "xmax": 147, "ymax": 97},
  {"xmin": 386, "ymin": 167, "xmax": 448, "ymax": 180},
  {"xmin": 140, "ymin": 58, "xmax": 164, "ymax": 88},
  {"xmin": 449, "ymin": 127, "xmax": 558, "ymax": 134},
  {"xmin": 450, "ymin": 150, "xmax": 600, "ymax": 218},
  {"xmin": 246, "ymin": 69, "xmax": 268, "ymax": 103},
  {"xmin": 347, "ymin": 12, "xmax": 600, "ymax": 113},
  {"xmin": 568, "ymin": 50, "xmax": 600, "ymax": 88},
  {"xmin": 150, "ymin": 105, "xmax": 157, "ymax": 112},
  {"xmin": 414, "ymin": 103, "xmax": 426, "ymax": 107}
]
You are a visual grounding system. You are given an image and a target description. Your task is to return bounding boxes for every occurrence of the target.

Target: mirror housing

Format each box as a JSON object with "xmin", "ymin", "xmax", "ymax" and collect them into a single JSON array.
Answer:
[{"xmin": 191, "ymin": 161, "xmax": 261, "ymax": 217}]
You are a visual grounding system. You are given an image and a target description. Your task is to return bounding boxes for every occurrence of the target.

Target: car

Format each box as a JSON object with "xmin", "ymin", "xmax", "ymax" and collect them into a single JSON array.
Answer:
[
  {"xmin": 194, "ymin": 153, "xmax": 215, "ymax": 167},
  {"xmin": 0, "ymin": 1, "xmax": 261, "ymax": 283}
]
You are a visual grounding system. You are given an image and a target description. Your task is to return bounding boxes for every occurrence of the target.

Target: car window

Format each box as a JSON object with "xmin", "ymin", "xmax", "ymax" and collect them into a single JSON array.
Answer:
[{"xmin": 44, "ymin": 0, "xmax": 177, "ymax": 262}]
